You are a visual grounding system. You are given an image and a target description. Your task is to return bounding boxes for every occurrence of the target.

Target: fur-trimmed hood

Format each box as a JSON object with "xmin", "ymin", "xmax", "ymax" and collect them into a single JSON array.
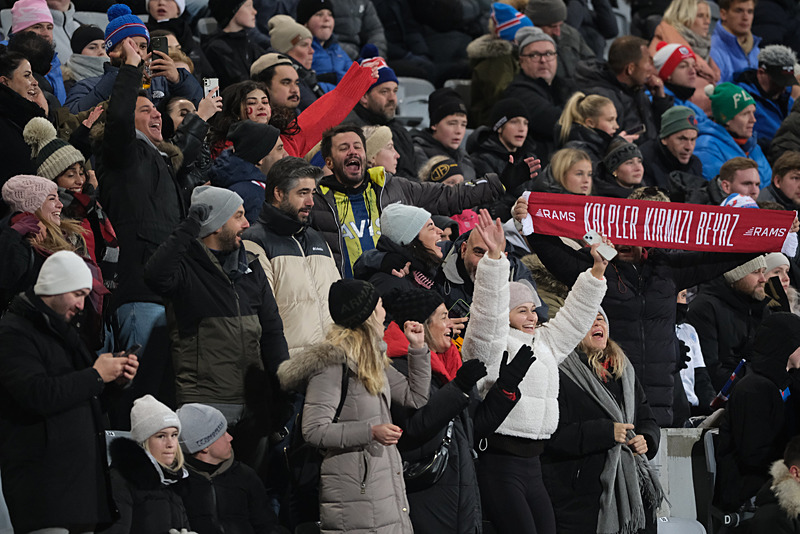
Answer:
[
  {"xmin": 277, "ymin": 342, "xmax": 349, "ymax": 392},
  {"xmin": 467, "ymin": 34, "xmax": 515, "ymax": 60},
  {"xmin": 771, "ymin": 460, "xmax": 800, "ymax": 518}
]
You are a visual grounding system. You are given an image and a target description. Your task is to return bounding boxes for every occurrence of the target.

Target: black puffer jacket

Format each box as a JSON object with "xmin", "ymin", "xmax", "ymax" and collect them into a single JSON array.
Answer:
[
  {"xmin": 175, "ymin": 455, "xmax": 277, "ymax": 534},
  {"xmin": 201, "ymin": 30, "xmax": 266, "ymax": 90},
  {"xmin": 639, "ymin": 138, "xmax": 704, "ymax": 193},
  {"xmin": 686, "ymin": 277, "xmax": 769, "ymax": 392},
  {"xmin": 0, "ymin": 291, "xmax": 116, "ymax": 534},
  {"xmin": 752, "ymin": 0, "xmax": 800, "ymax": 59},
  {"xmin": 531, "ymin": 234, "xmax": 759, "ymax": 426},
  {"xmin": 390, "ymin": 353, "xmax": 517, "ymax": 534},
  {"xmin": 558, "ymin": 123, "xmax": 616, "ymax": 176},
  {"xmin": 96, "ymin": 63, "xmax": 186, "ymax": 311},
  {"xmin": 467, "ymin": 126, "xmax": 539, "ymax": 178},
  {"xmin": 102, "ymin": 438, "xmax": 190, "ymax": 534},
  {"xmin": 575, "ymin": 59, "xmax": 673, "ymax": 146},
  {"xmin": 542, "ymin": 351, "xmax": 659, "ymax": 534},
  {"xmin": 412, "ymin": 128, "xmax": 477, "ymax": 182},
  {"xmin": 714, "ymin": 313, "xmax": 800, "ymax": 512},
  {"xmin": 345, "ymin": 104, "xmax": 421, "ymax": 178}
]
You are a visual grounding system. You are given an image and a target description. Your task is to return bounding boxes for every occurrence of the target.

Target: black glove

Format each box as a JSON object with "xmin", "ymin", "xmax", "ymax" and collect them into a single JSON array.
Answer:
[
  {"xmin": 676, "ymin": 339, "xmax": 691, "ymax": 372},
  {"xmin": 188, "ymin": 203, "xmax": 212, "ymax": 223},
  {"xmin": 452, "ymin": 359, "xmax": 487, "ymax": 393},
  {"xmin": 496, "ymin": 345, "xmax": 536, "ymax": 392},
  {"xmin": 380, "ymin": 252, "xmax": 408, "ymax": 275}
]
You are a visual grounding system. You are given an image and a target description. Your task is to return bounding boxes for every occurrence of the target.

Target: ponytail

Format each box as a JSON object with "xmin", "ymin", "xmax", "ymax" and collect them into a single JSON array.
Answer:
[{"xmin": 557, "ymin": 91, "xmax": 615, "ymax": 145}]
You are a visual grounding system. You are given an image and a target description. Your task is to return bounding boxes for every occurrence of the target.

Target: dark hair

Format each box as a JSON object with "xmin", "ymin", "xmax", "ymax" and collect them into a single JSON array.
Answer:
[
  {"xmin": 0, "ymin": 45, "xmax": 28, "ymax": 79},
  {"xmin": 208, "ymin": 80, "xmax": 270, "ymax": 147},
  {"xmin": 266, "ymin": 156, "xmax": 323, "ymax": 203},
  {"xmin": 719, "ymin": 157, "xmax": 758, "ymax": 182},
  {"xmin": 407, "ymin": 236, "xmax": 443, "ymax": 272},
  {"xmin": 719, "ymin": 0, "xmax": 757, "ymax": 10},
  {"xmin": 608, "ymin": 35, "xmax": 648, "ymax": 75},
  {"xmin": 252, "ymin": 64, "xmax": 281, "ymax": 87},
  {"xmin": 321, "ymin": 124, "xmax": 367, "ymax": 160},
  {"xmin": 784, "ymin": 435, "xmax": 800, "ymax": 469},
  {"xmin": 772, "ymin": 151, "xmax": 800, "ymax": 182},
  {"xmin": 7, "ymin": 32, "xmax": 54, "ymax": 76}
]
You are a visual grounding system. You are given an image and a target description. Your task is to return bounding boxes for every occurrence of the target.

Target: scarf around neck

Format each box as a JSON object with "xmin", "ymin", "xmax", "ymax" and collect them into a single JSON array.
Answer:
[
  {"xmin": 677, "ymin": 24, "xmax": 711, "ymax": 60},
  {"xmin": 66, "ymin": 54, "xmax": 108, "ymax": 82},
  {"xmin": 560, "ymin": 350, "xmax": 664, "ymax": 534}
]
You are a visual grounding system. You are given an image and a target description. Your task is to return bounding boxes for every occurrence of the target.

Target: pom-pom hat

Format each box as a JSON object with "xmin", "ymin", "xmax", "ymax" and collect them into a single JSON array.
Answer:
[
  {"xmin": 104, "ymin": 4, "xmax": 149, "ymax": 53},
  {"xmin": 653, "ymin": 42, "xmax": 696, "ymax": 81}
]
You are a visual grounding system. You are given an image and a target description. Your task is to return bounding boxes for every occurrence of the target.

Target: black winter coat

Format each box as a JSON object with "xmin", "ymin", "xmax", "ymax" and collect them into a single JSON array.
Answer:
[
  {"xmin": 0, "ymin": 84, "xmax": 46, "ymax": 216},
  {"xmin": 175, "ymin": 456, "xmax": 276, "ymax": 534},
  {"xmin": 531, "ymin": 234, "xmax": 758, "ymax": 426},
  {"xmin": 97, "ymin": 63, "xmax": 186, "ymax": 311},
  {"xmin": 103, "ymin": 438, "xmax": 190, "ymax": 534},
  {"xmin": 686, "ymin": 277, "xmax": 768, "ymax": 391},
  {"xmin": 575, "ymin": 59, "xmax": 673, "ymax": 146},
  {"xmin": 412, "ymin": 128, "xmax": 478, "ymax": 182},
  {"xmin": 639, "ymin": 138, "xmax": 706, "ymax": 199},
  {"xmin": 0, "ymin": 291, "xmax": 116, "ymax": 533},
  {"xmin": 467, "ymin": 126, "xmax": 539, "ymax": 178},
  {"xmin": 353, "ymin": 234, "xmax": 440, "ymax": 299},
  {"xmin": 345, "ymin": 104, "xmax": 421, "ymax": 178},
  {"xmin": 753, "ymin": 0, "xmax": 800, "ymax": 60},
  {"xmin": 201, "ymin": 30, "xmax": 266, "ymax": 90},
  {"xmin": 558, "ymin": 123, "xmax": 616, "ymax": 176},
  {"xmin": 390, "ymin": 355, "xmax": 517, "ymax": 534},
  {"xmin": 542, "ymin": 352, "xmax": 659, "ymax": 534},
  {"xmin": 502, "ymin": 72, "xmax": 576, "ymax": 164}
]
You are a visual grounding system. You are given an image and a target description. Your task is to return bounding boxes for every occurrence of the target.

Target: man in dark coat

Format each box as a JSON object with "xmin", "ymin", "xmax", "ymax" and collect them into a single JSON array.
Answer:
[
  {"xmin": 714, "ymin": 312, "xmax": 800, "ymax": 512},
  {"xmin": 575, "ymin": 35, "xmax": 674, "ymax": 146},
  {"xmin": 503, "ymin": 26, "xmax": 575, "ymax": 163},
  {"xmin": 759, "ymin": 150, "xmax": 800, "ymax": 211},
  {"xmin": 0, "ymin": 251, "xmax": 138, "ymax": 534}
]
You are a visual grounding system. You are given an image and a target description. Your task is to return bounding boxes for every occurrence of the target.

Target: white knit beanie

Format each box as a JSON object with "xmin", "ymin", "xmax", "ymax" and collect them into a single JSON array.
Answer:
[
  {"xmin": 764, "ymin": 252, "xmax": 790, "ymax": 273},
  {"xmin": 724, "ymin": 255, "xmax": 768, "ymax": 283},
  {"xmin": 34, "ymin": 251, "xmax": 93, "ymax": 296},
  {"xmin": 130, "ymin": 395, "xmax": 181, "ymax": 443},
  {"xmin": 380, "ymin": 203, "xmax": 432, "ymax": 246}
]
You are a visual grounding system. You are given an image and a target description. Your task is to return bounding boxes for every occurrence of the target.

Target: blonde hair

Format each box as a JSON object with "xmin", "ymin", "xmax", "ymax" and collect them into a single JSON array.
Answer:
[
  {"xmin": 550, "ymin": 148, "xmax": 592, "ymax": 190},
  {"xmin": 578, "ymin": 338, "xmax": 627, "ymax": 381},
  {"xmin": 325, "ymin": 309, "xmax": 390, "ymax": 395},
  {"xmin": 169, "ymin": 49, "xmax": 195, "ymax": 74},
  {"xmin": 558, "ymin": 91, "xmax": 615, "ymax": 144},
  {"xmin": 33, "ymin": 210, "xmax": 87, "ymax": 255},
  {"xmin": 143, "ymin": 437, "xmax": 186, "ymax": 471},
  {"xmin": 663, "ymin": 0, "xmax": 706, "ymax": 30}
]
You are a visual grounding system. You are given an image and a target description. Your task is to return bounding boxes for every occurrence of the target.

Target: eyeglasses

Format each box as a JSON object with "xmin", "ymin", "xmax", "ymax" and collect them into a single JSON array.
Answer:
[{"xmin": 521, "ymin": 51, "xmax": 557, "ymax": 61}]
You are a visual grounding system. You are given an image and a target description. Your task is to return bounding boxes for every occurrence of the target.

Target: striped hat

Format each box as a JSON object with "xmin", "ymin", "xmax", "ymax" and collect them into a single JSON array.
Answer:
[
  {"xmin": 491, "ymin": 3, "xmax": 533, "ymax": 42},
  {"xmin": 23, "ymin": 117, "xmax": 84, "ymax": 181},
  {"xmin": 104, "ymin": 4, "xmax": 149, "ymax": 53}
]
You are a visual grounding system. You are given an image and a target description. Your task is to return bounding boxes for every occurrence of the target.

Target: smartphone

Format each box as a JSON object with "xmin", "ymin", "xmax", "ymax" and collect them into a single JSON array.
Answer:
[
  {"xmin": 203, "ymin": 77, "xmax": 219, "ymax": 98},
  {"xmin": 117, "ymin": 343, "xmax": 142, "ymax": 357},
  {"xmin": 583, "ymin": 230, "xmax": 617, "ymax": 261},
  {"xmin": 448, "ymin": 299, "xmax": 471, "ymax": 319},
  {"xmin": 149, "ymin": 36, "xmax": 169, "ymax": 57},
  {"xmin": 625, "ymin": 123, "xmax": 646, "ymax": 136}
]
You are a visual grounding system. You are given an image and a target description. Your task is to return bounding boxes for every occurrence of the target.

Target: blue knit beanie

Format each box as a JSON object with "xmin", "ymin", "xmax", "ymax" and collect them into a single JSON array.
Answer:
[
  {"xmin": 104, "ymin": 4, "xmax": 149, "ymax": 53},
  {"xmin": 491, "ymin": 3, "xmax": 533, "ymax": 42},
  {"xmin": 359, "ymin": 44, "xmax": 399, "ymax": 91}
]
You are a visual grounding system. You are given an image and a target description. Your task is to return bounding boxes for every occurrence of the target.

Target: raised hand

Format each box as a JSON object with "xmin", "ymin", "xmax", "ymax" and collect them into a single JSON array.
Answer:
[
  {"xmin": 403, "ymin": 320, "xmax": 425, "ymax": 349},
  {"xmin": 474, "ymin": 208, "xmax": 505, "ymax": 260},
  {"xmin": 149, "ymin": 49, "xmax": 179, "ymax": 83},
  {"xmin": 452, "ymin": 359, "xmax": 487, "ymax": 393},
  {"xmin": 496, "ymin": 345, "xmax": 536, "ymax": 392}
]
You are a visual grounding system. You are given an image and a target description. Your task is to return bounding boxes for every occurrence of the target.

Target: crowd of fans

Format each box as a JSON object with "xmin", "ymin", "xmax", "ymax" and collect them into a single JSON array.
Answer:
[{"xmin": 4, "ymin": 0, "xmax": 800, "ymax": 532}]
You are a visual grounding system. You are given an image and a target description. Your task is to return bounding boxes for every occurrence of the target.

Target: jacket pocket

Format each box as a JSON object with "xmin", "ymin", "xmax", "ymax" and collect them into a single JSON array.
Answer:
[{"xmin": 360, "ymin": 450, "xmax": 370, "ymax": 495}]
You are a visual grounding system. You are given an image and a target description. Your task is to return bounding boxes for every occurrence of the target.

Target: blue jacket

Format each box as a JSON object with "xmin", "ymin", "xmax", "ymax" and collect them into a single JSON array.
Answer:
[
  {"xmin": 65, "ymin": 63, "xmax": 203, "ymax": 113},
  {"xmin": 736, "ymin": 70, "xmax": 794, "ymax": 145},
  {"xmin": 663, "ymin": 85, "xmax": 710, "ymax": 128},
  {"xmin": 208, "ymin": 149, "xmax": 267, "ymax": 224},
  {"xmin": 709, "ymin": 21, "xmax": 761, "ymax": 83},
  {"xmin": 311, "ymin": 35, "xmax": 352, "ymax": 93},
  {"xmin": 694, "ymin": 118, "xmax": 772, "ymax": 186}
]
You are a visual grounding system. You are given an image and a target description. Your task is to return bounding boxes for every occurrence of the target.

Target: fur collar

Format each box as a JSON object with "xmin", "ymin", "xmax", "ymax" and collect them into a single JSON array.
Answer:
[
  {"xmin": 277, "ymin": 343, "xmax": 349, "ymax": 392},
  {"xmin": 467, "ymin": 34, "xmax": 515, "ymax": 60},
  {"xmin": 109, "ymin": 437, "xmax": 186, "ymax": 490},
  {"xmin": 771, "ymin": 460, "xmax": 800, "ymax": 517}
]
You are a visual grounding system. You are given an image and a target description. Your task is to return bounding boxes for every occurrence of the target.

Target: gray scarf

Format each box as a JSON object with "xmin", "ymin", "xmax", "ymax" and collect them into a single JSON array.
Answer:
[
  {"xmin": 65, "ymin": 54, "xmax": 108, "ymax": 82},
  {"xmin": 560, "ymin": 351, "xmax": 664, "ymax": 534},
  {"xmin": 677, "ymin": 25, "xmax": 712, "ymax": 60}
]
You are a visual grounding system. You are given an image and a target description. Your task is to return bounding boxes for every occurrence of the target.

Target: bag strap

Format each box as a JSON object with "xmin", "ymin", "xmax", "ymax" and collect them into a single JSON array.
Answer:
[{"xmin": 333, "ymin": 363, "xmax": 349, "ymax": 423}]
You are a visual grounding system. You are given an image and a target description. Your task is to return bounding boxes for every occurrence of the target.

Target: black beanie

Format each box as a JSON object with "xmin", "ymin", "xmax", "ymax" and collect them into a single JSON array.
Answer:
[
  {"xmin": 70, "ymin": 24, "xmax": 105, "ymax": 54},
  {"xmin": 428, "ymin": 88, "xmax": 467, "ymax": 127},
  {"xmin": 328, "ymin": 279, "xmax": 380, "ymax": 328},
  {"xmin": 227, "ymin": 121, "xmax": 281, "ymax": 165},
  {"xmin": 384, "ymin": 289, "xmax": 444, "ymax": 328},
  {"xmin": 490, "ymin": 97, "xmax": 529, "ymax": 132},
  {"xmin": 208, "ymin": 0, "xmax": 247, "ymax": 27},
  {"xmin": 296, "ymin": 0, "xmax": 335, "ymax": 25}
]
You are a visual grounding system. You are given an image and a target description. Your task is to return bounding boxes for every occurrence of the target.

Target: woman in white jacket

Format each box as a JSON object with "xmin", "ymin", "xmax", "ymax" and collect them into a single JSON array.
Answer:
[{"xmin": 462, "ymin": 210, "xmax": 611, "ymax": 534}]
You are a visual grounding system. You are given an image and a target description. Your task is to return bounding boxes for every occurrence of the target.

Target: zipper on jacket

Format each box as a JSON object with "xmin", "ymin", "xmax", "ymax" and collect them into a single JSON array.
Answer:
[
  {"xmin": 210, "ymin": 478, "xmax": 225, "ymax": 533},
  {"xmin": 231, "ymin": 280, "xmax": 246, "ymax": 360},
  {"xmin": 292, "ymin": 235, "xmax": 328, "ymax": 330},
  {"xmin": 360, "ymin": 452, "xmax": 369, "ymax": 494}
]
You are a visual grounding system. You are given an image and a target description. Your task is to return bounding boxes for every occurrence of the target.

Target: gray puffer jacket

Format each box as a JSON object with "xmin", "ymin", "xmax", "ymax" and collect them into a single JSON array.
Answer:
[
  {"xmin": 332, "ymin": 0, "xmax": 388, "ymax": 59},
  {"xmin": 277, "ymin": 342, "xmax": 431, "ymax": 534}
]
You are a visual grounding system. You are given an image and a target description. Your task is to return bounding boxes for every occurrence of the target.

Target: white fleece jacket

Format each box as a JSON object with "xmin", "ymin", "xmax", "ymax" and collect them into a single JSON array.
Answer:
[{"xmin": 462, "ymin": 255, "xmax": 607, "ymax": 440}]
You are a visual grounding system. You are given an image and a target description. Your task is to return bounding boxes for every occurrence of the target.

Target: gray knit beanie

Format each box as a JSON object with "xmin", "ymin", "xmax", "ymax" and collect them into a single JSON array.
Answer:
[
  {"xmin": 509, "ymin": 280, "xmax": 542, "ymax": 310},
  {"xmin": 176, "ymin": 404, "xmax": 228, "ymax": 454},
  {"xmin": 380, "ymin": 203, "xmax": 432, "ymax": 246},
  {"xmin": 190, "ymin": 186, "xmax": 244, "ymax": 238},
  {"xmin": 524, "ymin": 0, "xmax": 567, "ymax": 27},
  {"xmin": 130, "ymin": 395, "xmax": 181, "ymax": 444}
]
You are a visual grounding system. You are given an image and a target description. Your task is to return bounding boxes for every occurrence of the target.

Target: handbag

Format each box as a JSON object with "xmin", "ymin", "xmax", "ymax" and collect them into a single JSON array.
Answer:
[{"xmin": 402, "ymin": 418, "xmax": 455, "ymax": 492}]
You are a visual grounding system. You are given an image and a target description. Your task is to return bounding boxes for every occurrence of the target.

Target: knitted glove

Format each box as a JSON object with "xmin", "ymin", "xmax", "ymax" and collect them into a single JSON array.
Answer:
[
  {"xmin": 496, "ymin": 345, "xmax": 536, "ymax": 392},
  {"xmin": 452, "ymin": 359, "xmax": 487, "ymax": 393}
]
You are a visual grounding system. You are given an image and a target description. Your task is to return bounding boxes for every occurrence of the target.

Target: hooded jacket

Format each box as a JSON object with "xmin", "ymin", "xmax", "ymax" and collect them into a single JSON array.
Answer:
[
  {"xmin": 310, "ymin": 166, "xmax": 504, "ymax": 276},
  {"xmin": 693, "ymin": 116, "xmax": 772, "ymax": 187},
  {"xmin": 750, "ymin": 460, "xmax": 800, "ymax": 533},
  {"xmin": 412, "ymin": 129, "xmax": 477, "ymax": 182},
  {"xmin": 201, "ymin": 29, "xmax": 266, "ymax": 90},
  {"xmin": 242, "ymin": 203, "xmax": 340, "ymax": 358},
  {"xmin": 737, "ymin": 69, "xmax": 794, "ymax": 148},
  {"xmin": 709, "ymin": 20, "xmax": 762, "ymax": 83},
  {"xmin": 143, "ymin": 216, "xmax": 289, "ymax": 405},
  {"xmin": 466, "ymin": 35, "xmax": 518, "ymax": 128},
  {"xmin": 714, "ymin": 313, "xmax": 800, "ymax": 511},
  {"xmin": 574, "ymin": 59, "xmax": 674, "ymax": 146},
  {"xmin": 208, "ymin": 149, "xmax": 267, "ymax": 224},
  {"xmin": 0, "ymin": 291, "xmax": 116, "ymax": 534},
  {"xmin": 103, "ymin": 438, "xmax": 190, "ymax": 534},
  {"xmin": 277, "ymin": 341, "xmax": 431, "ymax": 534}
]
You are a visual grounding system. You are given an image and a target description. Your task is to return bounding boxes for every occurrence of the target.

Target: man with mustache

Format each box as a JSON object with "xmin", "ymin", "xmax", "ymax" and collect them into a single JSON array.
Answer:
[{"xmin": 144, "ymin": 185, "xmax": 289, "ymax": 433}]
